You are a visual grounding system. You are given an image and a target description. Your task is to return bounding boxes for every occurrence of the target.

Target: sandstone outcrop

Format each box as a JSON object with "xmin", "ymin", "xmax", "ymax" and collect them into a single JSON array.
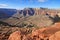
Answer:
[
  {"xmin": 49, "ymin": 31, "xmax": 60, "ymax": 40},
  {"xmin": 8, "ymin": 31, "xmax": 21, "ymax": 40},
  {"xmin": 8, "ymin": 23, "xmax": 60, "ymax": 40}
]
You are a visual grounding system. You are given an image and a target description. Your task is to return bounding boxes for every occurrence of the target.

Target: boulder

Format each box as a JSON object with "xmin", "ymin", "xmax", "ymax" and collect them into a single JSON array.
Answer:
[{"xmin": 8, "ymin": 31, "xmax": 21, "ymax": 40}]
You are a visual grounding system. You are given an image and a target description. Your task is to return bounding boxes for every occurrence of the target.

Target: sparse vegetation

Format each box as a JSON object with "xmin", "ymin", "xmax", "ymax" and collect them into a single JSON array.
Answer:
[{"xmin": 0, "ymin": 8, "xmax": 60, "ymax": 40}]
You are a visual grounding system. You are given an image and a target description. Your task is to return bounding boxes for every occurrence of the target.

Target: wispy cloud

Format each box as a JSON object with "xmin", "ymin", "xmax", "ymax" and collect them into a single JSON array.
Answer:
[
  {"xmin": 38, "ymin": 0, "xmax": 48, "ymax": 2},
  {"xmin": 0, "ymin": 4, "xmax": 8, "ymax": 7},
  {"xmin": 28, "ymin": 0, "xmax": 48, "ymax": 2}
]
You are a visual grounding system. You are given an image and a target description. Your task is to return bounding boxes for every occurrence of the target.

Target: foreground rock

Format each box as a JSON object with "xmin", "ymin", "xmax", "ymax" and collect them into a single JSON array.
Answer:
[
  {"xmin": 8, "ymin": 22, "xmax": 60, "ymax": 40},
  {"xmin": 8, "ymin": 31, "xmax": 21, "ymax": 40},
  {"xmin": 49, "ymin": 31, "xmax": 60, "ymax": 40}
]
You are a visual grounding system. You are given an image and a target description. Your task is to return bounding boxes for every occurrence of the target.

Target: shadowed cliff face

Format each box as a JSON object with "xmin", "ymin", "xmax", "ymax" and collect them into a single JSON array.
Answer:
[
  {"xmin": 19, "ymin": 8, "xmax": 35, "ymax": 16},
  {"xmin": 19, "ymin": 8, "xmax": 60, "ymax": 17},
  {"xmin": 0, "ymin": 8, "xmax": 60, "ymax": 27},
  {"xmin": 0, "ymin": 8, "xmax": 17, "ymax": 19}
]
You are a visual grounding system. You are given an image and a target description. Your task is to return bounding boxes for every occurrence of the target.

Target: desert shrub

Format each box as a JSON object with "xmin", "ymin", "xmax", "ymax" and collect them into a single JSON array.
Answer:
[
  {"xmin": 27, "ymin": 23, "xmax": 34, "ymax": 28},
  {"xmin": 53, "ymin": 15, "xmax": 60, "ymax": 23}
]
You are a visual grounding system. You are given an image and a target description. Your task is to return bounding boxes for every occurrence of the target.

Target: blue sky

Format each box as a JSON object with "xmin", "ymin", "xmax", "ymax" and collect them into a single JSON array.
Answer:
[{"xmin": 0, "ymin": 0, "xmax": 60, "ymax": 9}]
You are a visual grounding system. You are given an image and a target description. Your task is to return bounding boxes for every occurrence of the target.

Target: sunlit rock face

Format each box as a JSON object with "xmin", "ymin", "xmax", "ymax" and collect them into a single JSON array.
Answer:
[
  {"xmin": 8, "ymin": 23, "xmax": 60, "ymax": 40},
  {"xmin": 49, "ymin": 31, "xmax": 60, "ymax": 40},
  {"xmin": 8, "ymin": 31, "xmax": 21, "ymax": 40},
  {"xmin": 31, "ymin": 23, "xmax": 60, "ymax": 40}
]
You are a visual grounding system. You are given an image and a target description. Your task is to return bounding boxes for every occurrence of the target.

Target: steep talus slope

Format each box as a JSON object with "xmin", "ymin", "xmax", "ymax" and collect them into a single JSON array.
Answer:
[
  {"xmin": 1, "ymin": 8, "xmax": 58, "ymax": 27},
  {"xmin": 0, "ymin": 8, "xmax": 60, "ymax": 28}
]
